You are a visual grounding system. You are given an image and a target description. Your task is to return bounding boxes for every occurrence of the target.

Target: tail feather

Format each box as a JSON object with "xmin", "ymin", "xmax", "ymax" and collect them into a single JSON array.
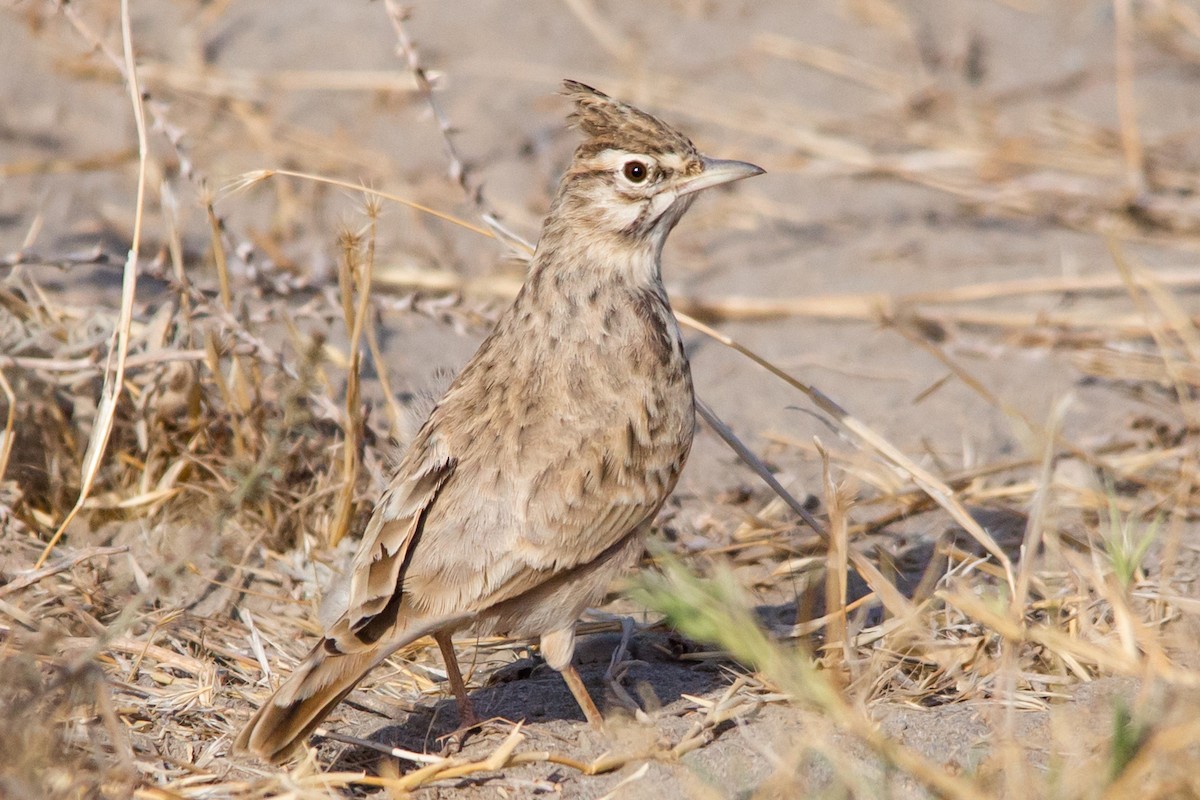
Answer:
[
  {"xmin": 234, "ymin": 643, "xmax": 381, "ymax": 763},
  {"xmin": 235, "ymin": 613, "xmax": 472, "ymax": 763}
]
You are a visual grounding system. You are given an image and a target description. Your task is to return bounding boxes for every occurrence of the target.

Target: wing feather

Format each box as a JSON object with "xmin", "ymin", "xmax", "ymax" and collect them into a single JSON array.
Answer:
[{"xmin": 324, "ymin": 454, "xmax": 456, "ymax": 651}]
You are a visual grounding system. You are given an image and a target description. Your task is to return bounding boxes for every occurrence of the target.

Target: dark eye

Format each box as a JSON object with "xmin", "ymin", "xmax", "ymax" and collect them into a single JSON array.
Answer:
[{"xmin": 623, "ymin": 160, "xmax": 648, "ymax": 183}]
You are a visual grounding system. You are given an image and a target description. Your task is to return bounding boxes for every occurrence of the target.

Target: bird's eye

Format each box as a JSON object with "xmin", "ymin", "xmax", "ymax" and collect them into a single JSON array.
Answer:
[{"xmin": 623, "ymin": 160, "xmax": 648, "ymax": 183}]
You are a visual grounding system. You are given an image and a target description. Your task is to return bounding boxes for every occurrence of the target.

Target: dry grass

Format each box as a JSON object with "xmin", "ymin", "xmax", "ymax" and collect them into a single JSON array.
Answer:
[{"xmin": 2, "ymin": 1, "xmax": 1200, "ymax": 798}]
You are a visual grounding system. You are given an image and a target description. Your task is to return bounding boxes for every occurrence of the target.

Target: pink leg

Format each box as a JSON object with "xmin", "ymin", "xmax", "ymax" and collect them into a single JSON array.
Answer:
[{"xmin": 560, "ymin": 663, "xmax": 605, "ymax": 730}]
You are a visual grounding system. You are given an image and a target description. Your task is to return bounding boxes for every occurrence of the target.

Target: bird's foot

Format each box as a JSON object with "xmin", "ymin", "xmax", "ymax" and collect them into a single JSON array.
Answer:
[
  {"xmin": 436, "ymin": 712, "xmax": 509, "ymax": 755},
  {"xmin": 604, "ymin": 616, "xmax": 652, "ymax": 723}
]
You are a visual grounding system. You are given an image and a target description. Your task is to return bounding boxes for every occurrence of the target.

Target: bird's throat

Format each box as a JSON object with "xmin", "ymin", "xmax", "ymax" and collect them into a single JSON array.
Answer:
[{"xmin": 527, "ymin": 226, "xmax": 665, "ymax": 304}]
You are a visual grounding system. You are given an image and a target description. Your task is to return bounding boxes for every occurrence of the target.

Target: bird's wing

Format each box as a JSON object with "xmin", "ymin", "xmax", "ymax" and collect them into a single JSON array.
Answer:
[
  {"xmin": 396, "ymin": 417, "xmax": 684, "ymax": 617},
  {"xmin": 323, "ymin": 439, "xmax": 456, "ymax": 652}
]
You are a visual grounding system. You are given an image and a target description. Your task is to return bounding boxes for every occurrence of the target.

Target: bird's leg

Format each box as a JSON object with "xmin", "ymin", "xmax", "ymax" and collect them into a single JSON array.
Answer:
[
  {"xmin": 560, "ymin": 663, "xmax": 606, "ymax": 730},
  {"xmin": 433, "ymin": 632, "xmax": 485, "ymax": 754},
  {"xmin": 542, "ymin": 625, "xmax": 606, "ymax": 730},
  {"xmin": 434, "ymin": 632, "xmax": 479, "ymax": 728},
  {"xmin": 603, "ymin": 615, "xmax": 651, "ymax": 722},
  {"xmin": 605, "ymin": 614, "xmax": 636, "ymax": 684}
]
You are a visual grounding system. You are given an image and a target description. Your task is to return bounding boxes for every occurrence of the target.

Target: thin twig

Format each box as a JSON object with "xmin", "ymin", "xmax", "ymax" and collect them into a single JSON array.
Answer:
[
  {"xmin": 696, "ymin": 399, "xmax": 825, "ymax": 537},
  {"xmin": 384, "ymin": 2, "xmax": 473, "ymax": 195},
  {"xmin": 226, "ymin": 169, "xmax": 496, "ymax": 240},
  {"xmin": 0, "ymin": 545, "xmax": 130, "ymax": 599},
  {"xmin": 1113, "ymin": 0, "xmax": 1146, "ymax": 192},
  {"xmin": 37, "ymin": 0, "xmax": 147, "ymax": 568},
  {"xmin": 679, "ymin": 311, "xmax": 1016, "ymax": 591}
]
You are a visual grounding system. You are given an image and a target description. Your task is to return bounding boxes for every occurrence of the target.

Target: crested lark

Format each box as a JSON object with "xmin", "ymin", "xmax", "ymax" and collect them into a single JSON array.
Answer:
[{"xmin": 235, "ymin": 80, "xmax": 763, "ymax": 763}]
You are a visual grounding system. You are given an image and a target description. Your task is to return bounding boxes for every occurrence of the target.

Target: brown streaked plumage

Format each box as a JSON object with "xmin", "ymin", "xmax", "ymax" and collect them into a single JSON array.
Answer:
[{"xmin": 234, "ymin": 80, "xmax": 763, "ymax": 763}]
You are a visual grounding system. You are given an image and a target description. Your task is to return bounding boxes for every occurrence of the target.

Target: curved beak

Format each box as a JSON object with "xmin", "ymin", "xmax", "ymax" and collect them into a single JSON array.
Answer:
[{"xmin": 675, "ymin": 156, "xmax": 765, "ymax": 197}]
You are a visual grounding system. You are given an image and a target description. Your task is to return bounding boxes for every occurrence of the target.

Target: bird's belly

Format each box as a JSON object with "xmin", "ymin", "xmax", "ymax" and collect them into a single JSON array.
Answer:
[{"xmin": 471, "ymin": 523, "xmax": 647, "ymax": 639}]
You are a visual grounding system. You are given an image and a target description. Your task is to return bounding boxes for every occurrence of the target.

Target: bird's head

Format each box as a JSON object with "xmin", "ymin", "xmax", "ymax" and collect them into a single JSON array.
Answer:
[{"xmin": 548, "ymin": 80, "xmax": 763, "ymax": 252}]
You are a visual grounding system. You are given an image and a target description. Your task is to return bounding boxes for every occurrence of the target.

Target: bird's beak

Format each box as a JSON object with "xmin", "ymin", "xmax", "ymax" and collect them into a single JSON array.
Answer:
[{"xmin": 674, "ymin": 156, "xmax": 765, "ymax": 197}]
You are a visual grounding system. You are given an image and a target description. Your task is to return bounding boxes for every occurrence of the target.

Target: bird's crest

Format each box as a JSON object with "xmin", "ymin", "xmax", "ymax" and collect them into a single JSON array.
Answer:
[{"xmin": 562, "ymin": 80, "xmax": 698, "ymax": 160}]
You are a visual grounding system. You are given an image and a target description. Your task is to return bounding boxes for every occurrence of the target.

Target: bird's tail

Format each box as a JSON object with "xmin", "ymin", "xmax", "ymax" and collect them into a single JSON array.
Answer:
[{"xmin": 233, "ymin": 641, "xmax": 382, "ymax": 764}]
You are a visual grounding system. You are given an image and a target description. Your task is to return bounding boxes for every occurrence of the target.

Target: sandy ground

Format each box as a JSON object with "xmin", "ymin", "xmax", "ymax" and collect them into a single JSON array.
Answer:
[{"xmin": 3, "ymin": 1, "xmax": 1200, "ymax": 798}]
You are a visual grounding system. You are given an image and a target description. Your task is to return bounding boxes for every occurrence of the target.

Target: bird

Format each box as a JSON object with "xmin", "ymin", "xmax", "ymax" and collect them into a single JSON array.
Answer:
[{"xmin": 235, "ymin": 79, "xmax": 763, "ymax": 763}]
